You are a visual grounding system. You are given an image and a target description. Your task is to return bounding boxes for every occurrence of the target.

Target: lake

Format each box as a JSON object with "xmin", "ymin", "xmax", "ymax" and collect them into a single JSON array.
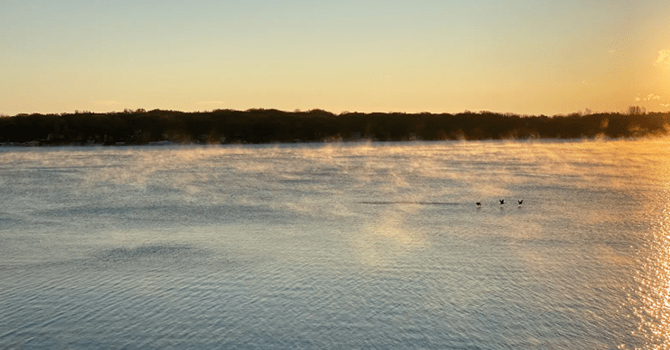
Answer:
[{"xmin": 1, "ymin": 139, "xmax": 669, "ymax": 349}]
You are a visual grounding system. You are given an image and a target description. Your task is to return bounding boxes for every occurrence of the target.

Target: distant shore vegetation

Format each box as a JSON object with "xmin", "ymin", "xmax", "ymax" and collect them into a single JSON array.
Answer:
[{"xmin": 1, "ymin": 107, "xmax": 669, "ymax": 146}]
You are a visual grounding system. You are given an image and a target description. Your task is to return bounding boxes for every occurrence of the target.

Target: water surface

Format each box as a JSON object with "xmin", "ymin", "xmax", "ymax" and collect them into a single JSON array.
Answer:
[{"xmin": 1, "ymin": 139, "xmax": 669, "ymax": 349}]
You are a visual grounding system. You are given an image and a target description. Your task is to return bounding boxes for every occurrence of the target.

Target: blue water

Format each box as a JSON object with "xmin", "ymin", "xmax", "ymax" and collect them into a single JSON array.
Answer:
[{"xmin": 1, "ymin": 140, "xmax": 669, "ymax": 349}]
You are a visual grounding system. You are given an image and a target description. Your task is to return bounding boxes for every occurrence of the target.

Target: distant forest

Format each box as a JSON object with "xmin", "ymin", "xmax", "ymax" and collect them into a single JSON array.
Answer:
[{"xmin": 1, "ymin": 107, "xmax": 669, "ymax": 145}]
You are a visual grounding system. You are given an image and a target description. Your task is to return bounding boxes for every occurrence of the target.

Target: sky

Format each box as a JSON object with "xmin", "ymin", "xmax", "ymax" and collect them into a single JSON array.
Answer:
[{"xmin": 1, "ymin": 0, "xmax": 670, "ymax": 116}]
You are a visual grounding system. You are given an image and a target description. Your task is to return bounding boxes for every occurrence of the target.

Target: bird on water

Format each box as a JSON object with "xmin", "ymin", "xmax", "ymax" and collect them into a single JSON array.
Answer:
[{"xmin": 475, "ymin": 199, "xmax": 524, "ymax": 207}]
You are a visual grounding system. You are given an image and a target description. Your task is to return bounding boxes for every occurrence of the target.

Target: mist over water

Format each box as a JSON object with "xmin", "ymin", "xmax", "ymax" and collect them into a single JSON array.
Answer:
[{"xmin": 1, "ymin": 139, "xmax": 669, "ymax": 349}]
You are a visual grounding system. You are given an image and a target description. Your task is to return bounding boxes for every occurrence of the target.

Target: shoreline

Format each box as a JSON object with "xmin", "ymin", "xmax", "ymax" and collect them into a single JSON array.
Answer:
[{"xmin": 1, "ymin": 135, "xmax": 667, "ymax": 148}]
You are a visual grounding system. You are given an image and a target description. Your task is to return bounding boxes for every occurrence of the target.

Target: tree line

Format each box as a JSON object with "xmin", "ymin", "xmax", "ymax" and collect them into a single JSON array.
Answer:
[{"xmin": 1, "ymin": 108, "xmax": 669, "ymax": 145}]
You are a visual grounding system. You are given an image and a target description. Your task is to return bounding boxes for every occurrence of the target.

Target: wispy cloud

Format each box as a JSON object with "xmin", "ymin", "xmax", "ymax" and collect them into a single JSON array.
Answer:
[
  {"xmin": 635, "ymin": 93, "xmax": 662, "ymax": 102},
  {"xmin": 655, "ymin": 49, "xmax": 670, "ymax": 67}
]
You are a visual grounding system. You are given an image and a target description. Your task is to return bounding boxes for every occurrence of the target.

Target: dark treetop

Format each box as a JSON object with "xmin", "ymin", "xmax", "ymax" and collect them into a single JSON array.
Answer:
[{"xmin": 1, "ymin": 108, "xmax": 668, "ymax": 145}]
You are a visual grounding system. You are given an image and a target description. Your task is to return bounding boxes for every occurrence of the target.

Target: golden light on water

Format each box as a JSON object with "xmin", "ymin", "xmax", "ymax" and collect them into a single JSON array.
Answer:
[
  {"xmin": 620, "ymin": 139, "xmax": 670, "ymax": 349},
  {"xmin": 352, "ymin": 208, "xmax": 426, "ymax": 267},
  {"xmin": 632, "ymin": 213, "xmax": 670, "ymax": 348}
]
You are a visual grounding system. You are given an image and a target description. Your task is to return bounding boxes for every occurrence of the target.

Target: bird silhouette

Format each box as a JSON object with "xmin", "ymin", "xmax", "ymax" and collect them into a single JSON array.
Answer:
[
  {"xmin": 518, "ymin": 199, "xmax": 523, "ymax": 205},
  {"xmin": 500, "ymin": 199, "xmax": 505, "ymax": 205},
  {"xmin": 476, "ymin": 202, "xmax": 481, "ymax": 207}
]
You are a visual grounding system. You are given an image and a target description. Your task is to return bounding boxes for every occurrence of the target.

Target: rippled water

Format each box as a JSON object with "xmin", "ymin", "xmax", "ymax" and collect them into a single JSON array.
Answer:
[{"xmin": 1, "ymin": 139, "xmax": 669, "ymax": 349}]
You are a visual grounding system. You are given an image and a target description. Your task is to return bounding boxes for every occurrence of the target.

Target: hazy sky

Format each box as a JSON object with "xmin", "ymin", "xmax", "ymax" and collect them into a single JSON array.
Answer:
[{"xmin": 2, "ymin": 0, "xmax": 670, "ymax": 115}]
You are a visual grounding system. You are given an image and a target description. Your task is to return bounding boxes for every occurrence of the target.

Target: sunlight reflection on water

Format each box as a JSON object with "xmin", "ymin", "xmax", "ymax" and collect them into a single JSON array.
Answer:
[{"xmin": 1, "ymin": 139, "xmax": 670, "ymax": 348}]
